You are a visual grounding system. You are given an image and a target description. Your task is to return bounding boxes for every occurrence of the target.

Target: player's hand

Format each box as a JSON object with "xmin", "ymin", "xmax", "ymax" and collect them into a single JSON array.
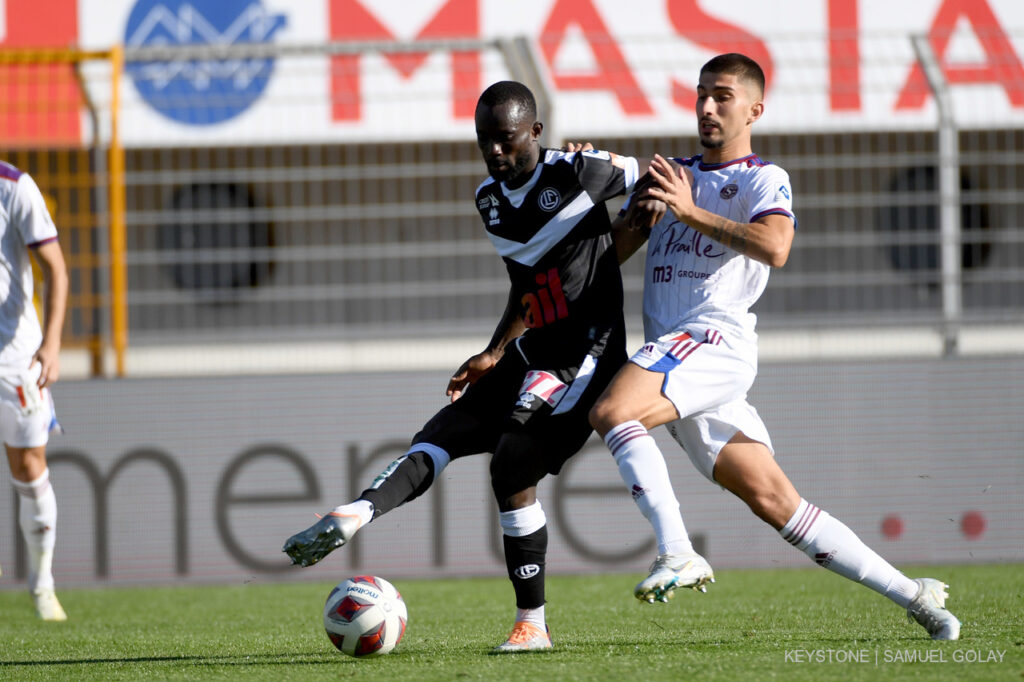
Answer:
[
  {"xmin": 446, "ymin": 350, "xmax": 501, "ymax": 402},
  {"xmin": 562, "ymin": 142, "xmax": 594, "ymax": 153},
  {"xmin": 624, "ymin": 174, "xmax": 669, "ymax": 231},
  {"xmin": 31, "ymin": 341, "xmax": 60, "ymax": 388},
  {"xmin": 645, "ymin": 154, "xmax": 695, "ymax": 221}
]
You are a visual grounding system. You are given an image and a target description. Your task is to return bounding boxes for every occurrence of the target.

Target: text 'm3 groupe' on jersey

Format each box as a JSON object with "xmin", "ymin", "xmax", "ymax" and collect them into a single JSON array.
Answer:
[
  {"xmin": 642, "ymin": 153, "xmax": 795, "ymax": 341},
  {"xmin": 474, "ymin": 149, "xmax": 639, "ymax": 361}
]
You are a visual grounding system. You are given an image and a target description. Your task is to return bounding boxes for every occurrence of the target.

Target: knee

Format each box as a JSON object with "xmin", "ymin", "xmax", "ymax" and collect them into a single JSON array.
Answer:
[
  {"xmin": 7, "ymin": 449, "xmax": 46, "ymax": 482},
  {"xmin": 588, "ymin": 396, "xmax": 627, "ymax": 435},
  {"xmin": 742, "ymin": 488, "xmax": 793, "ymax": 529},
  {"xmin": 490, "ymin": 446, "xmax": 541, "ymax": 503}
]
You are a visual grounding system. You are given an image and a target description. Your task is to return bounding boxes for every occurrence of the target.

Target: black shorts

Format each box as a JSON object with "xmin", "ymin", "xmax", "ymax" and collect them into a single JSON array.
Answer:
[{"xmin": 411, "ymin": 327, "xmax": 626, "ymax": 477}]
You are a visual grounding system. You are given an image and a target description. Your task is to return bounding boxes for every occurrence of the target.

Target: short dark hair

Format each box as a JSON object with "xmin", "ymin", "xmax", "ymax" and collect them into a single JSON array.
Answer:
[
  {"xmin": 477, "ymin": 80, "xmax": 537, "ymax": 121},
  {"xmin": 700, "ymin": 53, "xmax": 765, "ymax": 97}
]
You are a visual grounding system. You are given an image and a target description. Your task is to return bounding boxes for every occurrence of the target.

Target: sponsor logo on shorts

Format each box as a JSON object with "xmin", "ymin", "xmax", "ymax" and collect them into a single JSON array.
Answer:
[
  {"xmin": 514, "ymin": 564, "xmax": 541, "ymax": 580},
  {"xmin": 516, "ymin": 392, "xmax": 536, "ymax": 409},
  {"xmin": 720, "ymin": 183, "xmax": 738, "ymax": 199}
]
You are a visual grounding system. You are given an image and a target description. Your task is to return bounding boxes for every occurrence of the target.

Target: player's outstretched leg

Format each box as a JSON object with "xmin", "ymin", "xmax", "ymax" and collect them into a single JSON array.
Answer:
[
  {"xmin": 282, "ymin": 449, "xmax": 443, "ymax": 567},
  {"xmin": 906, "ymin": 578, "xmax": 961, "ymax": 640},
  {"xmin": 282, "ymin": 504, "xmax": 369, "ymax": 567},
  {"xmin": 634, "ymin": 552, "xmax": 715, "ymax": 603}
]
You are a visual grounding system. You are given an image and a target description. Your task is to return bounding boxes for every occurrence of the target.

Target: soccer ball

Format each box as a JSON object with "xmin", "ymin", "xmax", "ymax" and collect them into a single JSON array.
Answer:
[{"xmin": 323, "ymin": 575, "xmax": 408, "ymax": 657}]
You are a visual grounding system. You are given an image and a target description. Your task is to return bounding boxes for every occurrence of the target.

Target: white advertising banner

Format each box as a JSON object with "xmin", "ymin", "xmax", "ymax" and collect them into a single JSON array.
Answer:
[
  {"xmin": 0, "ymin": 358, "xmax": 1020, "ymax": 587},
  {"xmin": 3, "ymin": 0, "xmax": 1024, "ymax": 146}
]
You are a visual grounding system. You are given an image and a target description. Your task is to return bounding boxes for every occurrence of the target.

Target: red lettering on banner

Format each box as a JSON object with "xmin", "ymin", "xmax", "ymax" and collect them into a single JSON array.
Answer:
[
  {"xmin": 539, "ymin": 0, "xmax": 653, "ymax": 115},
  {"xmin": 328, "ymin": 0, "xmax": 479, "ymax": 121},
  {"xmin": 896, "ymin": 0, "xmax": 1024, "ymax": 109},
  {"xmin": 665, "ymin": 0, "xmax": 774, "ymax": 109},
  {"xmin": 0, "ymin": 0, "xmax": 81, "ymax": 145},
  {"xmin": 828, "ymin": 0, "xmax": 860, "ymax": 111}
]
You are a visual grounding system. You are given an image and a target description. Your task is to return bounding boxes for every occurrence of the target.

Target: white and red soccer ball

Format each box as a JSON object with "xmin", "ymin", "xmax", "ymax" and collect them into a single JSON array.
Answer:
[{"xmin": 323, "ymin": 575, "xmax": 408, "ymax": 657}]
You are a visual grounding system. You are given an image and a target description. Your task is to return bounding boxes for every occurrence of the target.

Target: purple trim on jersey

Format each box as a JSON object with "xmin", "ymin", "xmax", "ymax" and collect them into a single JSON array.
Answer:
[
  {"xmin": 751, "ymin": 208, "xmax": 798, "ymax": 231},
  {"xmin": 0, "ymin": 162, "xmax": 24, "ymax": 183},
  {"xmin": 697, "ymin": 153, "xmax": 766, "ymax": 171},
  {"xmin": 673, "ymin": 156, "xmax": 699, "ymax": 167},
  {"xmin": 28, "ymin": 236, "xmax": 58, "ymax": 248},
  {"xmin": 751, "ymin": 208, "xmax": 793, "ymax": 222}
]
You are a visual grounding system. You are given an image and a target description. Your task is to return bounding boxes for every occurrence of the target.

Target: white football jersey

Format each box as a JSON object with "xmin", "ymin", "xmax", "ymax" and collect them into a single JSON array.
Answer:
[
  {"xmin": 0, "ymin": 162, "xmax": 58, "ymax": 372},
  {"xmin": 641, "ymin": 153, "xmax": 794, "ymax": 341}
]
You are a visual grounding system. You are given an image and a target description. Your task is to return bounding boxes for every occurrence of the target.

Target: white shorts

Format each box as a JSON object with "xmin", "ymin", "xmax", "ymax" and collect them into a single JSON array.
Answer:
[
  {"xmin": 629, "ymin": 326, "xmax": 773, "ymax": 482},
  {"xmin": 0, "ymin": 368, "xmax": 56, "ymax": 449}
]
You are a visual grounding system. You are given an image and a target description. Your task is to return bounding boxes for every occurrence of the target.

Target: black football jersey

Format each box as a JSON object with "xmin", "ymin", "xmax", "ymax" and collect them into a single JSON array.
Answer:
[{"xmin": 474, "ymin": 148, "xmax": 639, "ymax": 363}]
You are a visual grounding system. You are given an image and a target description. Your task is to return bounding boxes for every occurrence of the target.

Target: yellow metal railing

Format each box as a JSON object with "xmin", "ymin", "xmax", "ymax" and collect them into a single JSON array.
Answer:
[{"xmin": 0, "ymin": 47, "xmax": 126, "ymax": 376}]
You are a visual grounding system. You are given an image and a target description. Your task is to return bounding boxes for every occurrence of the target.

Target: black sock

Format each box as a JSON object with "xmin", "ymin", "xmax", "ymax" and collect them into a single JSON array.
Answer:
[
  {"xmin": 503, "ymin": 526, "xmax": 547, "ymax": 609},
  {"xmin": 359, "ymin": 452, "xmax": 434, "ymax": 518}
]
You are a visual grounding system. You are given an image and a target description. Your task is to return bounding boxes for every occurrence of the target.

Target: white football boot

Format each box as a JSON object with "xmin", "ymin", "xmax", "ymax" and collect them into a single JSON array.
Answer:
[
  {"xmin": 907, "ymin": 578, "xmax": 960, "ymax": 640},
  {"xmin": 282, "ymin": 511, "xmax": 363, "ymax": 567},
  {"xmin": 32, "ymin": 587, "xmax": 68, "ymax": 621},
  {"xmin": 635, "ymin": 552, "xmax": 715, "ymax": 603}
]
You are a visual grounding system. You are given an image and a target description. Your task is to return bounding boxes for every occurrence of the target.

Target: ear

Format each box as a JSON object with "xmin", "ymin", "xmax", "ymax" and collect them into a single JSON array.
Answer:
[
  {"xmin": 748, "ymin": 100, "xmax": 764, "ymax": 125},
  {"xmin": 531, "ymin": 121, "xmax": 544, "ymax": 141}
]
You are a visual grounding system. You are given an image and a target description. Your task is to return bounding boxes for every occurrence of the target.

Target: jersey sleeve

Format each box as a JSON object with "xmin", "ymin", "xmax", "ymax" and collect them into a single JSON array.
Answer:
[
  {"xmin": 570, "ymin": 149, "xmax": 639, "ymax": 203},
  {"xmin": 746, "ymin": 165, "xmax": 796, "ymax": 228},
  {"xmin": 12, "ymin": 173, "xmax": 58, "ymax": 246}
]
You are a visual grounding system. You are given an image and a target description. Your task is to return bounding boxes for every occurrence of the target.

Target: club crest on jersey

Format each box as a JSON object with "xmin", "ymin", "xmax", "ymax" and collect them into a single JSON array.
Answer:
[
  {"xmin": 719, "ymin": 183, "xmax": 738, "ymax": 199},
  {"xmin": 537, "ymin": 187, "xmax": 561, "ymax": 212}
]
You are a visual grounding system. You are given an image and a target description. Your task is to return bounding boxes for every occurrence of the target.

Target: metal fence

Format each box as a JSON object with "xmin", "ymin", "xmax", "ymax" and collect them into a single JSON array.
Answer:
[{"xmin": 2, "ymin": 33, "xmax": 1022, "ymax": 373}]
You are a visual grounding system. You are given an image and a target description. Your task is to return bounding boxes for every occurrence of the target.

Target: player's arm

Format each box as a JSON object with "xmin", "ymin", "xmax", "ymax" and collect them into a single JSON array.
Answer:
[
  {"xmin": 563, "ymin": 142, "xmax": 660, "ymax": 264},
  {"xmin": 646, "ymin": 154, "xmax": 794, "ymax": 267},
  {"xmin": 446, "ymin": 285, "xmax": 525, "ymax": 402},
  {"xmin": 30, "ymin": 240, "xmax": 68, "ymax": 387},
  {"xmin": 612, "ymin": 212, "xmax": 651, "ymax": 265}
]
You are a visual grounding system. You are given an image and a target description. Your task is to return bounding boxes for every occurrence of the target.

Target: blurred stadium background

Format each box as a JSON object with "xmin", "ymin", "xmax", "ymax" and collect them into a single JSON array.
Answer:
[{"xmin": 0, "ymin": 0, "xmax": 1021, "ymax": 586}]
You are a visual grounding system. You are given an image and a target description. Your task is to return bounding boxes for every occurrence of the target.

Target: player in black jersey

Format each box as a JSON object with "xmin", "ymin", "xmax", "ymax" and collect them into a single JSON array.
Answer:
[{"xmin": 283, "ymin": 81, "xmax": 643, "ymax": 652}]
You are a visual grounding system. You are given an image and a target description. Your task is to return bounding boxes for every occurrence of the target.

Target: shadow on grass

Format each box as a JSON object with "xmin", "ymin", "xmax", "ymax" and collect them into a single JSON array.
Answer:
[{"xmin": 0, "ymin": 653, "xmax": 340, "ymax": 667}]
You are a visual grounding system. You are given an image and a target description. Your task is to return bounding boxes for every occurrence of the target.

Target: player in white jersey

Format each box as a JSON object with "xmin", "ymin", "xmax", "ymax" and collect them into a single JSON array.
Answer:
[
  {"xmin": 589, "ymin": 54, "xmax": 960, "ymax": 640},
  {"xmin": 0, "ymin": 161, "xmax": 69, "ymax": 621}
]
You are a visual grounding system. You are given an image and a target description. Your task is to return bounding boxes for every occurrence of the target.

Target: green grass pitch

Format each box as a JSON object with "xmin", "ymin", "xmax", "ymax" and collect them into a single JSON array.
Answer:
[{"xmin": 1, "ymin": 564, "xmax": 1020, "ymax": 681}]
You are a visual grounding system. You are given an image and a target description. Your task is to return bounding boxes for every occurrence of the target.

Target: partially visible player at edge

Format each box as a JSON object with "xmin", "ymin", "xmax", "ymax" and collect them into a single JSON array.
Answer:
[
  {"xmin": 284, "ymin": 81, "xmax": 656, "ymax": 652},
  {"xmin": 0, "ymin": 161, "xmax": 69, "ymax": 621},
  {"xmin": 588, "ymin": 53, "xmax": 960, "ymax": 640}
]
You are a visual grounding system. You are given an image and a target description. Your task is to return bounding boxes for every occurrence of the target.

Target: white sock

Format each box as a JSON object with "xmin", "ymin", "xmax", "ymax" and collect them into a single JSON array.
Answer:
[
  {"xmin": 780, "ymin": 499, "xmax": 919, "ymax": 608},
  {"xmin": 498, "ymin": 501, "xmax": 546, "ymax": 537},
  {"xmin": 516, "ymin": 605, "xmax": 546, "ymax": 629},
  {"xmin": 605, "ymin": 421, "xmax": 694, "ymax": 556},
  {"xmin": 13, "ymin": 468, "xmax": 57, "ymax": 592},
  {"xmin": 332, "ymin": 499, "xmax": 373, "ymax": 527}
]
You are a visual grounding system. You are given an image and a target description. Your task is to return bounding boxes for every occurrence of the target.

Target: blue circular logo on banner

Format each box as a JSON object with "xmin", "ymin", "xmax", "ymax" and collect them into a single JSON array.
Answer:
[{"xmin": 124, "ymin": 0, "xmax": 287, "ymax": 125}]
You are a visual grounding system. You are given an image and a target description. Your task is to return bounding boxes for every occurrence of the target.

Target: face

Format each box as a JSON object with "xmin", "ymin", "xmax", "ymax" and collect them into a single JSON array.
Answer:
[
  {"xmin": 695, "ymin": 71, "xmax": 763, "ymax": 150},
  {"xmin": 475, "ymin": 101, "xmax": 541, "ymax": 184}
]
